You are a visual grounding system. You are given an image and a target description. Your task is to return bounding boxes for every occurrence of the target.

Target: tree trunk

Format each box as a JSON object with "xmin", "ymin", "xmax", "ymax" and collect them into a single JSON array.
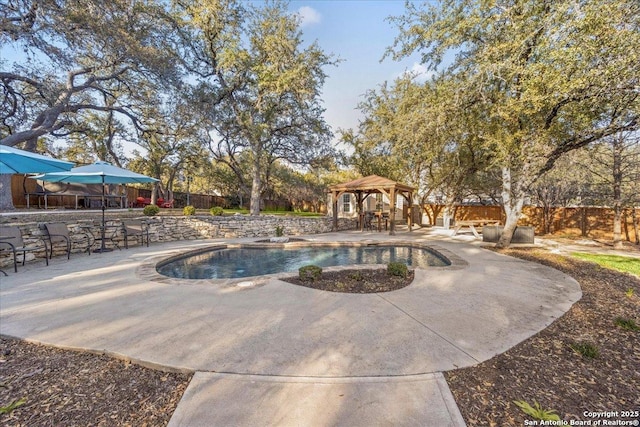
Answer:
[
  {"xmin": 496, "ymin": 166, "xmax": 525, "ymax": 248},
  {"xmin": 497, "ymin": 202, "xmax": 524, "ymax": 248},
  {"xmin": 612, "ymin": 137, "xmax": 623, "ymax": 249},
  {"xmin": 623, "ymin": 210, "xmax": 630, "ymax": 243},
  {"xmin": 249, "ymin": 157, "xmax": 261, "ymax": 216},
  {"xmin": 613, "ymin": 207, "xmax": 622, "ymax": 249},
  {"xmin": 0, "ymin": 174, "xmax": 16, "ymax": 210}
]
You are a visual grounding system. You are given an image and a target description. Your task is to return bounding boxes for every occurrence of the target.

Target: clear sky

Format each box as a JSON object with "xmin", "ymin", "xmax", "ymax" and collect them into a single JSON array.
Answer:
[{"xmin": 285, "ymin": 1, "xmax": 429, "ymax": 145}]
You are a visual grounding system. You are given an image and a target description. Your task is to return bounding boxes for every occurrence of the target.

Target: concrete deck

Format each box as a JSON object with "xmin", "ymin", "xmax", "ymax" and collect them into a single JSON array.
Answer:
[{"xmin": 0, "ymin": 228, "xmax": 582, "ymax": 426}]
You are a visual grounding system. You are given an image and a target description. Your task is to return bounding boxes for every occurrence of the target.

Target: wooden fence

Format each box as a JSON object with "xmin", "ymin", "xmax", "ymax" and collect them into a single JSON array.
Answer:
[
  {"xmin": 10, "ymin": 175, "xmax": 278, "ymax": 211},
  {"xmin": 423, "ymin": 204, "xmax": 639, "ymax": 243}
]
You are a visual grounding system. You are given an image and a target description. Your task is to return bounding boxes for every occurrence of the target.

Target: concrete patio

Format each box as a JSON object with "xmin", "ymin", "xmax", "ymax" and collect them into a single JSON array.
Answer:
[{"xmin": 0, "ymin": 228, "xmax": 582, "ymax": 426}]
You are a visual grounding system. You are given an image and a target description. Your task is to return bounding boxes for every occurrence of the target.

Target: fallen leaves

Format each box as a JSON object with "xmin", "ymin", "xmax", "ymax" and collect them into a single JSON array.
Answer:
[
  {"xmin": 0, "ymin": 340, "xmax": 192, "ymax": 426},
  {"xmin": 445, "ymin": 249, "xmax": 640, "ymax": 426}
]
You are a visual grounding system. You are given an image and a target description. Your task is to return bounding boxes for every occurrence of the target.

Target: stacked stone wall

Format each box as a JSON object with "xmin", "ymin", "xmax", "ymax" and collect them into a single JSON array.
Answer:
[{"xmin": 0, "ymin": 215, "xmax": 356, "ymax": 267}]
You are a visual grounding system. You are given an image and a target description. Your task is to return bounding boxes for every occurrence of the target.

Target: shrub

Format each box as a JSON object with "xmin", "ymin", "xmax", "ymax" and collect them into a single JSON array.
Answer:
[
  {"xmin": 387, "ymin": 262, "xmax": 408, "ymax": 278},
  {"xmin": 183, "ymin": 205, "xmax": 196, "ymax": 216},
  {"xmin": 569, "ymin": 341, "xmax": 599, "ymax": 359},
  {"xmin": 275, "ymin": 225, "xmax": 284, "ymax": 237},
  {"xmin": 513, "ymin": 400, "xmax": 560, "ymax": 421},
  {"xmin": 210, "ymin": 206, "xmax": 224, "ymax": 216},
  {"xmin": 614, "ymin": 317, "xmax": 640, "ymax": 331},
  {"xmin": 299, "ymin": 265, "xmax": 322, "ymax": 282},
  {"xmin": 348, "ymin": 271, "xmax": 364, "ymax": 281},
  {"xmin": 143, "ymin": 204, "xmax": 160, "ymax": 216},
  {"xmin": 0, "ymin": 398, "xmax": 26, "ymax": 415}
]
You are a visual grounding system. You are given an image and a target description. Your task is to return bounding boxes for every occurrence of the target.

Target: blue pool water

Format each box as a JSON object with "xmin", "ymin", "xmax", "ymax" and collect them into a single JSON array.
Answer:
[{"xmin": 157, "ymin": 245, "xmax": 450, "ymax": 279}]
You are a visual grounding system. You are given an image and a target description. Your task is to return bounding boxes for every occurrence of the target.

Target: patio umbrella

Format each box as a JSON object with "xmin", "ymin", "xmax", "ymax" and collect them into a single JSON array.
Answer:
[
  {"xmin": 0, "ymin": 145, "xmax": 74, "ymax": 174},
  {"xmin": 36, "ymin": 161, "xmax": 158, "ymax": 252}
]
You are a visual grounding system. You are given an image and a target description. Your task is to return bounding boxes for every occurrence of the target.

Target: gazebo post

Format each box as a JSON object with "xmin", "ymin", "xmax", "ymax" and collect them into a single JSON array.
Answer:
[
  {"xmin": 389, "ymin": 187, "xmax": 396, "ymax": 235},
  {"xmin": 357, "ymin": 191, "xmax": 363, "ymax": 231},
  {"xmin": 332, "ymin": 190, "xmax": 338, "ymax": 231},
  {"xmin": 408, "ymin": 192, "xmax": 413, "ymax": 232}
]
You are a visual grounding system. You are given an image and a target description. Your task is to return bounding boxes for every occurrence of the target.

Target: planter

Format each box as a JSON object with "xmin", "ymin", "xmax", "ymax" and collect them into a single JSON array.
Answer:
[{"xmin": 482, "ymin": 226, "xmax": 535, "ymax": 244}]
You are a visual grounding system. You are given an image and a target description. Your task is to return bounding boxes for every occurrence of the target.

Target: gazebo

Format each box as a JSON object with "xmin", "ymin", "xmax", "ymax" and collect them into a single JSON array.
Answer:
[{"xmin": 328, "ymin": 175, "xmax": 415, "ymax": 235}]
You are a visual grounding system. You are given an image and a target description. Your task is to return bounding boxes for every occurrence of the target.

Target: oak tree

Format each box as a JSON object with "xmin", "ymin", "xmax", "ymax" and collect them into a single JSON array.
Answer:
[
  {"xmin": 389, "ymin": 0, "xmax": 640, "ymax": 246},
  {"xmin": 174, "ymin": 0, "xmax": 336, "ymax": 215}
]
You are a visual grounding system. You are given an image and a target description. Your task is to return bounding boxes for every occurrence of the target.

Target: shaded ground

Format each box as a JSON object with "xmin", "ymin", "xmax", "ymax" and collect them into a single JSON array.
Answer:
[
  {"xmin": 445, "ymin": 249, "xmax": 640, "ymax": 427},
  {"xmin": 0, "ymin": 339, "xmax": 192, "ymax": 426}
]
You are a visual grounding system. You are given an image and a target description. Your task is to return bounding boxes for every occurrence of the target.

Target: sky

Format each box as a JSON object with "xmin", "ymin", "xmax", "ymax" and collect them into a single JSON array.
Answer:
[{"xmin": 284, "ymin": 1, "xmax": 430, "ymax": 146}]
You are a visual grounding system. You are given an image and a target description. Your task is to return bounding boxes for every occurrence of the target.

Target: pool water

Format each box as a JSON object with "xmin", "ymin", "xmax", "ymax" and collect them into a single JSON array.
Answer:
[{"xmin": 157, "ymin": 245, "xmax": 450, "ymax": 279}]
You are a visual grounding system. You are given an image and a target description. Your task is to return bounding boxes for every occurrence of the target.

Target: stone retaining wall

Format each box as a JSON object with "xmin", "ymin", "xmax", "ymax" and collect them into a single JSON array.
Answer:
[{"xmin": 0, "ymin": 215, "xmax": 356, "ymax": 267}]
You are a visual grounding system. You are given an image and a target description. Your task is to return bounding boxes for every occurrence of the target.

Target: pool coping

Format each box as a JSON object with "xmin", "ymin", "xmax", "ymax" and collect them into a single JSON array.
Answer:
[{"xmin": 136, "ymin": 240, "xmax": 468, "ymax": 289}]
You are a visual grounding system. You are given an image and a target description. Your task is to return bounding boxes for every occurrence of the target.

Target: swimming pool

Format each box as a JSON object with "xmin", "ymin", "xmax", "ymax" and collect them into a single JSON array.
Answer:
[{"xmin": 156, "ymin": 244, "xmax": 451, "ymax": 280}]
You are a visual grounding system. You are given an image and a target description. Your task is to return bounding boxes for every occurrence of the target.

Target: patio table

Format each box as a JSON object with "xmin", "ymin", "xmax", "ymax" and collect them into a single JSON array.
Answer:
[
  {"xmin": 79, "ymin": 224, "xmax": 121, "ymax": 253},
  {"xmin": 451, "ymin": 220, "xmax": 501, "ymax": 238}
]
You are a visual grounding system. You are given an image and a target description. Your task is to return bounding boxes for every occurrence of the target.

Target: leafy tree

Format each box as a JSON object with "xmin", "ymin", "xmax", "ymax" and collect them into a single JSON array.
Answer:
[
  {"xmin": 0, "ymin": 0, "xmax": 179, "ymax": 209},
  {"xmin": 128, "ymin": 99, "xmax": 205, "ymax": 203},
  {"xmin": 174, "ymin": 0, "xmax": 336, "ymax": 215},
  {"xmin": 268, "ymin": 156, "xmax": 350, "ymax": 212},
  {"xmin": 580, "ymin": 131, "xmax": 640, "ymax": 247},
  {"xmin": 389, "ymin": 0, "xmax": 640, "ymax": 246},
  {"xmin": 346, "ymin": 75, "xmax": 494, "ymax": 224},
  {"xmin": 60, "ymin": 108, "xmax": 128, "ymax": 167},
  {"xmin": 530, "ymin": 151, "xmax": 590, "ymax": 234},
  {"xmin": 0, "ymin": 0, "xmax": 176, "ymax": 147}
]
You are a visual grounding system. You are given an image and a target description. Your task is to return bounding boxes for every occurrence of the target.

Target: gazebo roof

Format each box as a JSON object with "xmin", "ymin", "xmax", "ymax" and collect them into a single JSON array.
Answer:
[{"xmin": 328, "ymin": 175, "xmax": 414, "ymax": 193}]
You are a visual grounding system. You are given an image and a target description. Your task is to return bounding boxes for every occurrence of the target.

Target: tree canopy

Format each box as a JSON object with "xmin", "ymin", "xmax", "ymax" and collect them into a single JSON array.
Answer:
[
  {"xmin": 173, "ymin": 0, "xmax": 336, "ymax": 214},
  {"xmin": 0, "ymin": 0, "xmax": 336, "ymax": 213},
  {"xmin": 387, "ymin": 0, "xmax": 640, "ymax": 246},
  {"xmin": 0, "ymin": 0, "xmax": 177, "ymax": 148}
]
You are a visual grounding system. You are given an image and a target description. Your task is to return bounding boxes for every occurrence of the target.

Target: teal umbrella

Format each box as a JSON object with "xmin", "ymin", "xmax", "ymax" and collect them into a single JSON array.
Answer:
[
  {"xmin": 0, "ymin": 145, "xmax": 74, "ymax": 174},
  {"xmin": 36, "ymin": 161, "xmax": 158, "ymax": 252}
]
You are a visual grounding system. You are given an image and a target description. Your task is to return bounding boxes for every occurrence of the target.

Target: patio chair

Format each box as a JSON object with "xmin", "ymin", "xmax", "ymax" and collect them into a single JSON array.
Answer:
[
  {"xmin": 121, "ymin": 219, "xmax": 150, "ymax": 249},
  {"xmin": 43, "ymin": 223, "xmax": 90, "ymax": 260},
  {"xmin": 0, "ymin": 226, "xmax": 48, "ymax": 272},
  {"xmin": 363, "ymin": 212, "xmax": 374, "ymax": 231},
  {"xmin": 160, "ymin": 199, "xmax": 174, "ymax": 208},
  {"xmin": 134, "ymin": 197, "xmax": 151, "ymax": 208}
]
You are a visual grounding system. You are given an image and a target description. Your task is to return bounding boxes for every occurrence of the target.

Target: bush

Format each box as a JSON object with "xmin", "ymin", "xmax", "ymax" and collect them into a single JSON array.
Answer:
[
  {"xmin": 143, "ymin": 204, "xmax": 160, "ymax": 216},
  {"xmin": 183, "ymin": 205, "xmax": 196, "ymax": 216},
  {"xmin": 210, "ymin": 206, "xmax": 224, "ymax": 216},
  {"xmin": 569, "ymin": 341, "xmax": 599, "ymax": 359},
  {"xmin": 614, "ymin": 317, "xmax": 640, "ymax": 331},
  {"xmin": 299, "ymin": 265, "xmax": 322, "ymax": 282},
  {"xmin": 387, "ymin": 262, "xmax": 408, "ymax": 278},
  {"xmin": 513, "ymin": 400, "xmax": 560, "ymax": 422},
  {"xmin": 275, "ymin": 225, "xmax": 284, "ymax": 237}
]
